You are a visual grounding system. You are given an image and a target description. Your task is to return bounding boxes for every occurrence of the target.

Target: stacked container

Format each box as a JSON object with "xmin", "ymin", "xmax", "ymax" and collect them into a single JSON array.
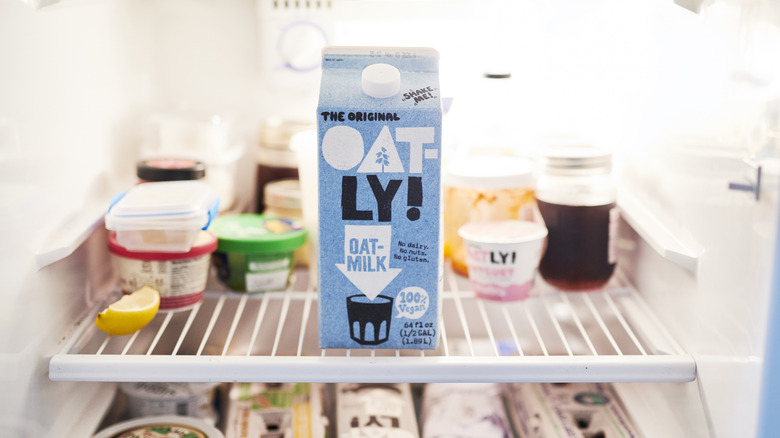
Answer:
[
  {"xmin": 443, "ymin": 154, "xmax": 537, "ymax": 276},
  {"xmin": 105, "ymin": 180, "xmax": 220, "ymax": 310}
]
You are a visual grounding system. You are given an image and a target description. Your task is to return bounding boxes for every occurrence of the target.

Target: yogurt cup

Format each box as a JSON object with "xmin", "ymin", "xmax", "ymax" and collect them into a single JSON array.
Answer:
[
  {"xmin": 458, "ymin": 220, "xmax": 548, "ymax": 301},
  {"xmin": 109, "ymin": 230, "xmax": 217, "ymax": 310},
  {"xmin": 210, "ymin": 214, "xmax": 307, "ymax": 293},
  {"xmin": 92, "ymin": 415, "xmax": 223, "ymax": 438}
]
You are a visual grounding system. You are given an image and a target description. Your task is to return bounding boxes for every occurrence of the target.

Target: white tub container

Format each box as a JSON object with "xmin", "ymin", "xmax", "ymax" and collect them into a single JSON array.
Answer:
[{"xmin": 109, "ymin": 231, "xmax": 217, "ymax": 310}]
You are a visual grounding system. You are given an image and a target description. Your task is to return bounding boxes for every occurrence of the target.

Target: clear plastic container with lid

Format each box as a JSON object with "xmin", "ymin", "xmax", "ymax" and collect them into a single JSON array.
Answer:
[
  {"xmin": 443, "ymin": 154, "xmax": 537, "ymax": 276},
  {"xmin": 104, "ymin": 181, "xmax": 220, "ymax": 253},
  {"xmin": 535, "ymin": 144, "xmax": 618, "ymax": 291}
]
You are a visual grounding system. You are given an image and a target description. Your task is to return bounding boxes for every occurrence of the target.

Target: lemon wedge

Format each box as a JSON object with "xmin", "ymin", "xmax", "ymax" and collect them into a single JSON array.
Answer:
[{"xmin": 95, "ymin": 286, "xmax": 161, "ymax": 336}]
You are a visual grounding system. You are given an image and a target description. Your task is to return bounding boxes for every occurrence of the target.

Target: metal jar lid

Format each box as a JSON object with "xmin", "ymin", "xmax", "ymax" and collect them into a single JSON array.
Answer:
[{"xmin": 541, "ymin": 145, "xmax": 612, "ymax": 174}]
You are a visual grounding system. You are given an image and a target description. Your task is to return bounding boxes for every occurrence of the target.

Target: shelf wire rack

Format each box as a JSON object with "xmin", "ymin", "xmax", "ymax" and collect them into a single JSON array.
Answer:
[{"xmin": 50, "ymin": 268, "xmax": 694, "ymax": 383}]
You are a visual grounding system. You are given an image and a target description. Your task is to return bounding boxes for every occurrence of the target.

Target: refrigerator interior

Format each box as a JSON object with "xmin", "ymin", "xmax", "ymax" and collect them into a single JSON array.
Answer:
[{"xmin": 1, "ymin": 0, "xmax": 779, "ymax": 437}]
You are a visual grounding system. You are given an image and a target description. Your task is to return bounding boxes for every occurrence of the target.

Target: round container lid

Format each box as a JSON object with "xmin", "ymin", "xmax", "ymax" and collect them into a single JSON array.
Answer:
[
  {"xmin": 542, "ymin": 145, "xmax": 612, "ymax": 172},
  {"xmin": 264, "ymin": 178, "xmax": 302, "ymax": 210},
  {"xmin": 362, "ymin": 63, "xmax": 401, "ymax": 98},
  {"xmin": 137, "ymin": 157, "xmax": 206, "ymax": 181},
  {"xmin": 92, "ymin": 415, "xmax": 223, "ymax": 438},
  {"xmin": 458, "ymin": 220, "xmax": 548, "ymax": 245},
  {"xmin": 108, "ymin": 230, "xmax": 218, "ymax": 260},
  {"xmin": 446, "ymin": 155, "xmax": 536, "ymax": 189},
  {"xmin": 106, "ymin": 180, "xmax": 218, "ymax": 222},
  {"xmin": 211, "ymin": 214, "xmax": 307, "ymax": 254}
]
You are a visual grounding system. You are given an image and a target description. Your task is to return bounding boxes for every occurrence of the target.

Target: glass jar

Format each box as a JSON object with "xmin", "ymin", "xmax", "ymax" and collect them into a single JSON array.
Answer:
[
  {"xmin": 536, "ymin": 145, "xmax": 618, "ymax": 291},
  {"xmin": 443, "ymin": 155, "xmax": 537, "ymax": 276},
  {"xmin": 255, "ymin": 117, "xmax": 313, "ymax": 213}
]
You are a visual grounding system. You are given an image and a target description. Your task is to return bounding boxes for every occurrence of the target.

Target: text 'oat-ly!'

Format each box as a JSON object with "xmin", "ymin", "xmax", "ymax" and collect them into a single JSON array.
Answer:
[{"xmin": 317, "ymin": 47, "xmax": 442, "ymax": 349}]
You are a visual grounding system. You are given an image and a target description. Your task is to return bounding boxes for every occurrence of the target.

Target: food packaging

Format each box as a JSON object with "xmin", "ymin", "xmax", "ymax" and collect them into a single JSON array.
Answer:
[
  {"xmin": 443, "ymin": 154, "xmax": 537, "ymax": 277},
  {"xmin": 255, "ymin": 117, "xmax": 312, "ymax": 213},
  {"xmin": 92, "ymin": 415, "xmax": 223, "ymax": 438},
  {"xmin": 109, "ymin": 231, "xmax": 217, "ymax": 310},
  {"xmin": 223, "ymin": 382, "xmax": 328, "ymax": 438},
  {"xmin": 136, "ymin": 157, "xmax": 206, "ymax": 182},
  {"xmin": 210, "ymin": 214, "xmax": 307, "ymax": 293},
  {"xmin": 119, "ymin": 382, "xmax": 220, "ymax": 424},
  {"xmin": 458, "ymin": 220, "xmax": 548, "ymax": 301},
  {"xmin": 421, "ymin": 383, "xmax": 513, "ymax": 438},
  {"xmin": 142, "ymin": 112, "xmax": 244, "ymax": 212},
  {"xmin": 317, "ymin": 46, "xmax": 442, "ymax": 349},
  {"xmin": 335, "ymin": 383, "xmax": 419, "ymax": 438},
  {"xmin": 264, "ymin": 178, "xmax": 310, "ymax": 267},
  {"xmin": 506, "ymin": 382, "xmax": 639, "ymax": 438},
  {"xmin": 105, "ymin": 180, "xmax": 219, "ymax": 253}
]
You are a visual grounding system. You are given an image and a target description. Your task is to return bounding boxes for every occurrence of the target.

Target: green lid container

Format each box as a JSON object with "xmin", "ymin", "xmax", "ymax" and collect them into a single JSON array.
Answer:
[{"xmin": 211, "ymin": 214, "xmax": 307, "ymax": 293}]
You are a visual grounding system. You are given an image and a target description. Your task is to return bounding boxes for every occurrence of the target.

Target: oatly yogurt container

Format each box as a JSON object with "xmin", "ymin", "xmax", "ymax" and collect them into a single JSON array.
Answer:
[
  {"xmin": 318, "ymin": 47, "xmax": 442, "ymax": 349},
  {"xmin": 336, "ymin": 383, "xmax": 419, "ymax": 438},
  {"xmin": 458, "ymin": 220, "xmax": 548, "ymax": 301}
]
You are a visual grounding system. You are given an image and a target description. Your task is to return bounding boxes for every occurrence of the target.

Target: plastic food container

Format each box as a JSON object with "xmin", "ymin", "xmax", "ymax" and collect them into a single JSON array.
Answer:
[
  {"xmin": 264, "ymin": 178, "xmax": 310, "ymax": 267},
  {"xmin": 92, "ymin": 415, "xmax": 224, "ymax": 438},
  {"xmin": 109, "ymin": 231, "xmax": 217, "ymax": 310},
  {"xmin": 458, "ymin": 220, "xmax": 548, "ymax": 301},
  {"xmin": 119, "ymin": 382, "xmax": 220, "ymax": 424},
  {"xmin": 105, "ymin": 180, "xmax": 219, "ymax": 253},
  {"xmin": 443, "ymin": 154, "xmax": 536, "ymax": 277},
  {"xmin": 142, "ymin": 112, "xmax": 244, "ymax": 212},
  {"xmin": 211, "ymin": 214, "xmax": 307, "ymax": 293}
]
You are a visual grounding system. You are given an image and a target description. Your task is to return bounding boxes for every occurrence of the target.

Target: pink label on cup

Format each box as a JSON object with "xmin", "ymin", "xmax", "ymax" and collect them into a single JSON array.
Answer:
[{"xmin": 459, "ymin": 220, "xmax": 547, "ymax": 302}]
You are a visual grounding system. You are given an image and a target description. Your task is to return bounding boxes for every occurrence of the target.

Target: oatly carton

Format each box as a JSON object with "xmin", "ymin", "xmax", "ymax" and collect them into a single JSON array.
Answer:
[{"xmin": 318, "ymin": 47, "xmax": 442, "ymax": 349}]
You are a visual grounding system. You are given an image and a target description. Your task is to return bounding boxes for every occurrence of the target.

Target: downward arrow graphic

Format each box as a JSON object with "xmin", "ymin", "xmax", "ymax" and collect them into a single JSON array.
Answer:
[{"xmin": 336, "ymin": 225, "xmax": 401, "ymax": 300}]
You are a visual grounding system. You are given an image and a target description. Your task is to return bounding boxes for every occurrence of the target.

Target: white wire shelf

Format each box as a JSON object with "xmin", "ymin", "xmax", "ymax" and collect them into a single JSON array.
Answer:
[{"xmin": 49, "ymin": 268, "xmax": 695, "ymax": 383}]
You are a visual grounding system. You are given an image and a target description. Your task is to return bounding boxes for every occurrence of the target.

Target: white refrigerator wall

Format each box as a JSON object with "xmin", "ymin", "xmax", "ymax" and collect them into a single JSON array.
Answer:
[
  {"xmin": 0, "ymin": 1, "xmax": 151, "ymax": 436},
  {"xmin": 1, "ymin": 0, "xmax": 779, "ymax": 436}
]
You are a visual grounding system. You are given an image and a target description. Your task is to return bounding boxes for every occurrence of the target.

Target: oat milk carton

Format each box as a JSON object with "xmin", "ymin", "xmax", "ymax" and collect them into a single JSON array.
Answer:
[{"xmin": 318, "ymin": 47, "xmax": 442, "ymax": 349}]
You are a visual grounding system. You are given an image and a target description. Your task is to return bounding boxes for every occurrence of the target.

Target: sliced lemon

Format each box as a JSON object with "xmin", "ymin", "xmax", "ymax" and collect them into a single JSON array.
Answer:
[{"xmin": 95, "ymin": 286, "xmax": 161, "ymax": 336}]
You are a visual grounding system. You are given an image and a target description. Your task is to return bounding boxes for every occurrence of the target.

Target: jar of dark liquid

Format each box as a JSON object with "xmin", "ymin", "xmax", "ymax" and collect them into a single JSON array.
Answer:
[
  {"xmin": 255, "ymin": 117, "xmax": 313, "ymax": 213},
  {"xmin": 536, "ymin": 145, "xmax": 618, "ymax": 291}
]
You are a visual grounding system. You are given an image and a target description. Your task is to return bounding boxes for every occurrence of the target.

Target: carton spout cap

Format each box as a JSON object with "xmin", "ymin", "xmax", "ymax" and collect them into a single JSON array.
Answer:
[{"xmin": 361, "ymin": 63, "xmax": 401, "ymax": 98}]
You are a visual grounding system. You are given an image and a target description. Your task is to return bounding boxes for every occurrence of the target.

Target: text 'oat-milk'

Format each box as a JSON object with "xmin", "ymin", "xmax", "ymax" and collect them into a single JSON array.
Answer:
[{"xmin": 318, "ymin": 47, "xmax": 442, "ymax": 350}]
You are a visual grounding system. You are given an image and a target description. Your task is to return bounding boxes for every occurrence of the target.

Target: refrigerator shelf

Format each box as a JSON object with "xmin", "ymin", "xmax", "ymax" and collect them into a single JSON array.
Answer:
[{"xmin": 49, "ymin": 269, "xmax": 695, "ymax": 383}]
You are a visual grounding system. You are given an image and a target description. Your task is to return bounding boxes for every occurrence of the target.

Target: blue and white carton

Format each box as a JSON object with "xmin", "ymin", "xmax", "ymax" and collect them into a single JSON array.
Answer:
[{"xmin": 318, "ymin": 47, "xmax": 442, "ymax": 349}]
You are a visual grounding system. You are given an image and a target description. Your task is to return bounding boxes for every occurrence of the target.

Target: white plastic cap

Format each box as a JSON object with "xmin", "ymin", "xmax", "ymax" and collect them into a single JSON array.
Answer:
[{"xmin": 361, "ymin": 63, "xmax": 401, "ymax": 98}]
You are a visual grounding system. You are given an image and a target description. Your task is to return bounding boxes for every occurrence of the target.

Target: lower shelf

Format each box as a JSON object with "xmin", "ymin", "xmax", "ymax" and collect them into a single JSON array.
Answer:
[{"xmin": 49, "ymin": 269, "xmax": 695, "ymax": 383}]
